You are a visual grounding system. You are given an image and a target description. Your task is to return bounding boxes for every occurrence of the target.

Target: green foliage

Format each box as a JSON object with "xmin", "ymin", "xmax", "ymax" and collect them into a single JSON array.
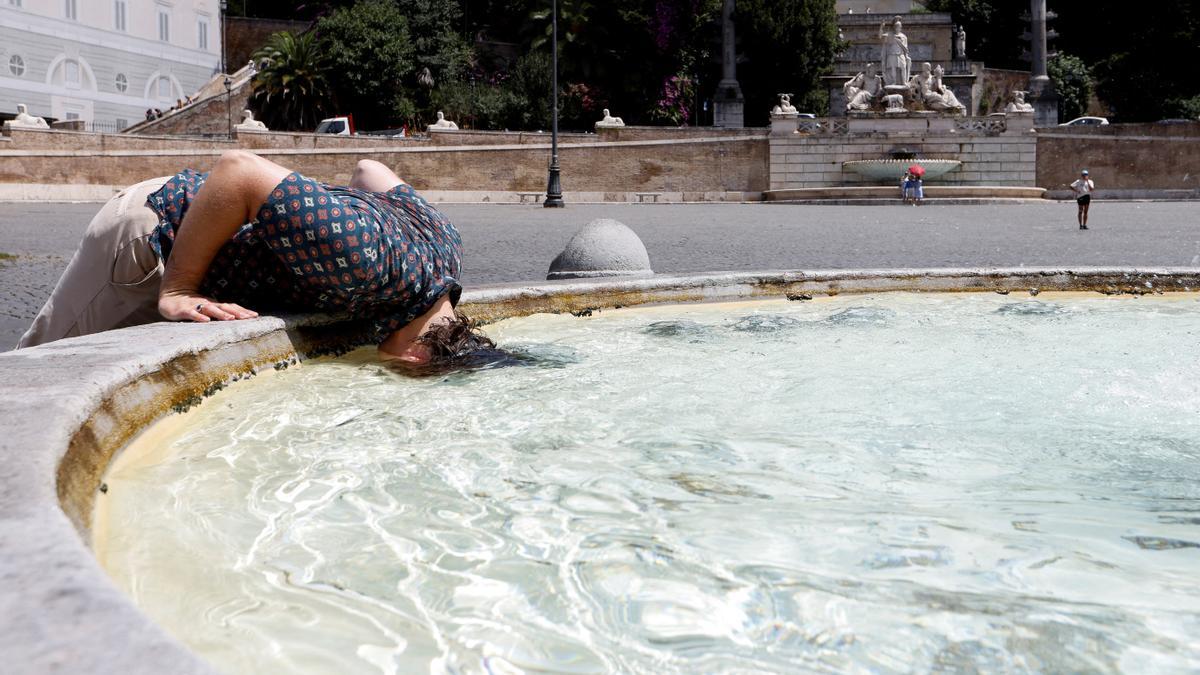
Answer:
[
  {"xmin": 1047, "ymin": 53, "xmax": 1092, "ymax": 122},
  {"xmin": 239, "ymin": 0, "xmax": 848, "ymax": 131},
  {"xmin": 396, "ymin": 0, "xmax": 473, "ymax": 81},
  {"xmin": 1050, "ymin": 0, "xmax": 1198, "ymax": 121},
  {"xmin": 1177, "ymin": 96, "xmax": 1200, "ymax": 120},
  {"xmin": 316, "ymin": 0, "xmax": 415, "ymax": 129},
  {"xmin": 431, "ymin": 52, "xmax": 552, "ymax": 130},
  {"xmin": 249, "ymin": 31, "xmax": 334, "ymax": 131},
  {"xmin": 736, "ymin": 0, "xmax": 839, "ymax": 124}
]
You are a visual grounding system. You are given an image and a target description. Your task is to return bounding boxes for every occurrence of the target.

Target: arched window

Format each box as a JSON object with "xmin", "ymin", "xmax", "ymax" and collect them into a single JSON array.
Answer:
[
  {"xmin": 8, "ymin": 54, "xmax": 24, "ymax": 77},
  {"xmin": 64, "ymin": 59, "xmax": 80, "ymax": 88}
]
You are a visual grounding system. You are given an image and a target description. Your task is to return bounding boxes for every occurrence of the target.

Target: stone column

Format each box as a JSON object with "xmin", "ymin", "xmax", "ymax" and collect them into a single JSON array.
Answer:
[
  {"xmin": 713, "ymin": 0, "xmax": 744, "ymax": 128},
  {"xmin": 1030, "ymin": 0, "xmax": 1049, "ymax": 89},
  {"xmin": 1028, "ymin": 0, "xmax": 1058, "ymax": 125}
]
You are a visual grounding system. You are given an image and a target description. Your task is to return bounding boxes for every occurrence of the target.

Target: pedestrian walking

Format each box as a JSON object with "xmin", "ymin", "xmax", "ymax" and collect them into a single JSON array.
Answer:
[{"xmin": 1071, "ymin": 169, "xmax": 1094, "ymax": 229}]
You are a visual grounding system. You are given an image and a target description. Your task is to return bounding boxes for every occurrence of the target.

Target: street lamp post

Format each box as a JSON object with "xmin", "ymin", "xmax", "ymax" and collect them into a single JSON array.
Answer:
[
  {"xmin": 219, "ymin": 0, "xmax": 227, "ymax": 75},
  {"xmin": 543, "ymin": 0, "xmax": 564, "ymax": 208},
  {"xmin": 224, "ymin": 75, "xmax": 233, "ymax": 138}
]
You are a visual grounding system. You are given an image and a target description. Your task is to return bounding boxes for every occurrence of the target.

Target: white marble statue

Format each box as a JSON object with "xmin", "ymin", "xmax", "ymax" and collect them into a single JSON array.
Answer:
[
  {"xmin": 878, "ymin": 17, "xmax": 910, "ymax": 87},
  {"xmin": 10, "ymin": 103, "xmax": 49, "ymax": 129},
  {"xmin": 771, "ymin": 93, "xmax": 798, "ymax": 116},
  {"xmin": 930, "ymin": 65, "xmax": 966, "ymax": 113},
  {"xmin": 595, "ymin": 108, "xmax": 625, "ymax": 128},
  {"xmin": 883, "ymin": 94, "xmax": 907, "ymax": 113},
  {"xmin": 235, "ymin": 109, "xmax": 268, "ymax": 131},
  {"xmin": 844, "ymin": 63, "xmax": 883, "ymax": 111},
  {"xmin": 428, "ymin": 111, "xmax": 458, "ymax": 131},
  {"xmin": 908, "ymin": 61, "xmax": 934, "ymax": 101},
  {"xmin": 956, "ymin": 26, "xmax": 967, "ymax": 59},
  {"xmin": 1005, "ymin": 90, "xmax": 1035, "ymax": 113}
]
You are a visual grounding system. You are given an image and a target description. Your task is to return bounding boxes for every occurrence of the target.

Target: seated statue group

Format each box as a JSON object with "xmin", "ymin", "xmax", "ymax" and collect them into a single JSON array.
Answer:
[
  {"xmin": 841, "ymin": 61, "xmax": 965, "ymax": 114},
  {"xmin": 907, "ymin": 62, "xmax": 966, "ymax": 113},
  {"xmin": 843, "ymin": 64, "xmax": 884, "ymax": 112}
]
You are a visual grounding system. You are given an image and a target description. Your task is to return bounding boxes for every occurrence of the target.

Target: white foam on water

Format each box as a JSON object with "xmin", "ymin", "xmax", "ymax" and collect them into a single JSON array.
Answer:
[{"xmin": 98, "ymin": 293, "xmax": 1200, "ymax": 674}]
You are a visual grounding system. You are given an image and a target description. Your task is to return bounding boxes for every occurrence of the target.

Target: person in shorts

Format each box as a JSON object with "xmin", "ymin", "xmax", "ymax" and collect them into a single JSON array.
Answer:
[
  {"xmin": 900, "ymin": 170, "xmax": 915, "ymax": 204},
  {"xmin": 1071, "ymin": 169, "xmax": 1095, "ymax": 229},
  {"xmin": 18, "ymin": 151, "xmax": 495, "ymax": 369}
]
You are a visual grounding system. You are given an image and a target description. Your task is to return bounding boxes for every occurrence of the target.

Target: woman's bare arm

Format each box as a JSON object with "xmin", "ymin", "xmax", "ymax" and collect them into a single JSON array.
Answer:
[{"xmin": 157, "ymin": 150, "xmax": 288, "ymax": 322}]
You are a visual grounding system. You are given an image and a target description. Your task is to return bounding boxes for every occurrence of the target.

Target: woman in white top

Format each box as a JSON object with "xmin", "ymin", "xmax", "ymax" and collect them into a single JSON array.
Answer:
[{"xmin": 1071, "ymin": 169, "xmax": 1095, "ymax": 230}]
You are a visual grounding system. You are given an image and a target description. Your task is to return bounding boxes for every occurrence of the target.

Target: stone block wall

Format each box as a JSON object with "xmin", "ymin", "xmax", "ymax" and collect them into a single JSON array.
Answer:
[
  {"xmin": 1036, "ymin": 123, "xmax": 1200, "ymax": 194},
  {"xmin": 768, "ymin": 118, "xmax": 1037, "ymax": 189},
  {"xmin": 0, "ymin": 127, "xmax": 768, "ymax": 197}
]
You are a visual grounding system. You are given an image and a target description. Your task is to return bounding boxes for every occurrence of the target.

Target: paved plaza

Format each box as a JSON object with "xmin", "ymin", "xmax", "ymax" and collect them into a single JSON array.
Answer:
[{"xmin": 2, "ymin": 199, "xmax": 1198, "ymax": 350}]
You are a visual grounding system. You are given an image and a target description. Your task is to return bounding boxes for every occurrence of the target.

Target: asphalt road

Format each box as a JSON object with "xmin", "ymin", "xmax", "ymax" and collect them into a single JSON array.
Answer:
[{"xmin": 2, "ymin": 200, "xmax": 1198, "ymax": 350}]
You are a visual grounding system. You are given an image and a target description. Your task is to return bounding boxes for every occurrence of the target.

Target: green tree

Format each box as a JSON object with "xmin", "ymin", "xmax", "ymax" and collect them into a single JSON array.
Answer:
[
  {"xmin": 735, "ymin": 0, "xmax": 840, "ymax": 124},
  {"xmin": 1054, "ymin": 0, "xmax": 1199, "ymax": 121},
  {"xmin": 249, "ymin": 31, "xmax": 334, "ymax": 131},
  {"xmin": 317, "ymin": 0, "xmax": 416, "ymax": 129},
  {"xmin": 1047, "ymin": 53, "xmax": 1092, "ymax": 121}
]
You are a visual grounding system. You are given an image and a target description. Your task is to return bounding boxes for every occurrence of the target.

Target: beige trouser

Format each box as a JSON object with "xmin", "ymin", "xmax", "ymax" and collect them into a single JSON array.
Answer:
[{"xmin": 18, "ymin": 177, "xmax": 171, "ymax": 348}]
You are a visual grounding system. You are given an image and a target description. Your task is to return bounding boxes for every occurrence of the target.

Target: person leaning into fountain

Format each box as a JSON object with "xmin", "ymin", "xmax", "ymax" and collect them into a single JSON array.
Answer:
[{"xmin": 17, "ymin": 150, "xmax": 496, "ymax": 367}]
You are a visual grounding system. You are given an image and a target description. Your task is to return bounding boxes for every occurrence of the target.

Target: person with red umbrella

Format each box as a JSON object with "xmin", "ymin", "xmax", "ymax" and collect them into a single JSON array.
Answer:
[{"xmin": 907, "ymin": 164, "xmax": 925, "ymax": 205}]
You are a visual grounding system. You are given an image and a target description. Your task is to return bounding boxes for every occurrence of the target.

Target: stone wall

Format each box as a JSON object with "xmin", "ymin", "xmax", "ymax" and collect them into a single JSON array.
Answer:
[
  {"xmin": 0, "ymin": 127, "xmax": 768, "ymax": 198},
  {"xmin": 1036, "ymin": 123, "xmax": 1200, "ymax": 195},
  {"xmin": 768, "ymin": 116, "xmax": 1037, "ymax": 189},
  {"xmin": 979, "ymin": 69, "xmax": 1031, "ymax": 116},
  {"xmin": 126, "ymin": 84, "xmax": 253, "ymax": 137},
  {"xmin": 226, "ymin": 17, "xmax": 313, "ymax": 71}
]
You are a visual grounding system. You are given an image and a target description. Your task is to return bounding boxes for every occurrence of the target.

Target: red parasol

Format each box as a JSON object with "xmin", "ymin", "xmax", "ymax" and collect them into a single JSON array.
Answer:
[{"xmin": 908, "ymin": 164, "xmax": 925, "ymax": 177}]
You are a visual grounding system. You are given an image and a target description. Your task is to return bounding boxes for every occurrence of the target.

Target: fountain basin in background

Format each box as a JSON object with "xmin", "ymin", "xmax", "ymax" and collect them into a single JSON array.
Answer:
[{"xmin": 842, "ymin": 158, "xmax": 963, "ymax": 181}]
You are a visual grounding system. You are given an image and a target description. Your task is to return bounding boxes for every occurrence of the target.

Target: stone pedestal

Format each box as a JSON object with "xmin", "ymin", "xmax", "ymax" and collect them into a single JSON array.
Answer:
[
  {"xmin": 1030, "ymin": 89, "xmax": 1059, "ymax": 126},
  {"xmin": 846, "ymin": 112, "xmax": 957, "ymax": 134},
  {"xmin": 714, "ymin": 79, "xmax": 745, "ymax": 128},
  {"xmin": 769, "ymin": 112, "xmax": 798, "ymax": 136},
  {"xmin": 1004, "ymin": 112, "xmax": 1036, "ymax": 133}
]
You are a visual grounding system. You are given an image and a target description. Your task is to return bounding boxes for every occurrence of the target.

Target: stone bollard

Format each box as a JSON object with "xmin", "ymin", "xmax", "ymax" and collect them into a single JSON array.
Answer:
[{"xmin": 547, "ymin": 219, "xmax": 653, "ymax": 280}]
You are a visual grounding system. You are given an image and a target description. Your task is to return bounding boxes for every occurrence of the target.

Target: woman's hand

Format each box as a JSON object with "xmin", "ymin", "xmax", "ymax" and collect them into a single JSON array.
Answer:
[{"xmin": 158, "ymin": 290, "xmax": 258, "ymax": 323}]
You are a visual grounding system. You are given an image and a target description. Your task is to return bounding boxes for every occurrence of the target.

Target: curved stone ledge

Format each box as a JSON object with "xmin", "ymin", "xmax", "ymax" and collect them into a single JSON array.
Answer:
[{"xmin": 3, "ymin": 267, "xmax": 1199, "ymax": 674}]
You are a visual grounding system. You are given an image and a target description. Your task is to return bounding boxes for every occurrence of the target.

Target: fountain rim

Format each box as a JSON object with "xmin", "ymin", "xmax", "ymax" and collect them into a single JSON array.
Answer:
[{"xmin": 2, "ymin": 266, "xmax": 1199, "ymax": 675}]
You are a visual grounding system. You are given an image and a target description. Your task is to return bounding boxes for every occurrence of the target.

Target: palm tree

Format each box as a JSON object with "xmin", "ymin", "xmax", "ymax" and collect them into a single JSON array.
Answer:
[{"xmin": 249, "ymin": 31, "xmax": 333, "ymax": 131}]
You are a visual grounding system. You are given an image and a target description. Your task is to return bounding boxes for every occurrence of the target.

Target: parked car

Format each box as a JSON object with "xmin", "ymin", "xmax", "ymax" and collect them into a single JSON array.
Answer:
[
  {"xmin": 1059, "ymin": 116, "xmax": 1109, "ymax": 126},
  {"xmin": 1155, "ymin": 118, "xmax": 1195, "ymax": 125}
]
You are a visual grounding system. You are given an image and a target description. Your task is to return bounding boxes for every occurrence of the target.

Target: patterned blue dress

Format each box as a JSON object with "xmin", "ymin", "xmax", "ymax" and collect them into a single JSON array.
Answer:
[{"xmin": 147, "ymin": 170, "xmax": 462, "ymax": 341}]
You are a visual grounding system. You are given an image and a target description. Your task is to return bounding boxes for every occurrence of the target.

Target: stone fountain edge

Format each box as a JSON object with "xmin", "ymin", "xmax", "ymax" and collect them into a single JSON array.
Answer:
[{"xmin": 3, "ymin": 266, "xmax": 1200, "ymax": 674}]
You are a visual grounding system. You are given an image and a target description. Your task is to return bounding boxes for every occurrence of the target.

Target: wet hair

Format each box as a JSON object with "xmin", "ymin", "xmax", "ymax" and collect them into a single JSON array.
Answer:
[{"xmin": 405, "ymin": 311, "xmax": 521, "ymax": 375}]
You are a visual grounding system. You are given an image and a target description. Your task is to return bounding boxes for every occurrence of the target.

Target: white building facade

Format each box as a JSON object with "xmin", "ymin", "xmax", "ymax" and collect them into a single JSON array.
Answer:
[{"xmin": 0, "ymin": 0, "xmax": 222, "ymax": 131}]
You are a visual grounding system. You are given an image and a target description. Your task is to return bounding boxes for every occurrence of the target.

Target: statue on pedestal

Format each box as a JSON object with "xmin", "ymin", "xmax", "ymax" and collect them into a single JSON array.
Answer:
[
  {"xmin": 1005, "ymin": 91, "xmax": 1035, "ymax": 113},
  {"xmin": 844, "ymin": 63, "xmax": 883, "ymax": 111},
  {"xmin": 771, "ymin": 93, "xmax": 798, "ymax": 116},
  {"xmin": 956, "ymin": 26, "xmax": 967, "ymax": 60},
  {"xmin": 878, "ymin": 17, "xmax": 911, "ymax": 87},
  {"xmin": 930, "ymin": 65, "xmax": 965, "ymax": 113},
  {"xmin": 235, "ymin": 109, "xmax": 268, "ymax": 131},
  {"xmin": 428, "ymin": 111, "xmax": 458, "ymax": 131},
  {"xmin": 10, "ymin": 103, "xmax": 49, "ymax": 129},
  {"xmin": 595, "ymin": 109, "xmax": 625, "ymax": 128},
  {"xmin": 907, "ymin": 63, "xmax": 965, "ymax": 113}
]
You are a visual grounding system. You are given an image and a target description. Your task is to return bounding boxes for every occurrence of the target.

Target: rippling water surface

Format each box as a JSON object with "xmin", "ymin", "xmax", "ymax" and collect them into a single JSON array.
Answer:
[{"xmin": 99, "ymin": 294, "xmax": 1200, "ymax": 674}]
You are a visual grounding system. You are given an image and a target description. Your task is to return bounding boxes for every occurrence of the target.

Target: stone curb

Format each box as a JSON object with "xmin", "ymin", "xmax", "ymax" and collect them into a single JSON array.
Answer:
[{"xmin": 3, "ymin": 267, "xmax": 1199, "ymax": 674}]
